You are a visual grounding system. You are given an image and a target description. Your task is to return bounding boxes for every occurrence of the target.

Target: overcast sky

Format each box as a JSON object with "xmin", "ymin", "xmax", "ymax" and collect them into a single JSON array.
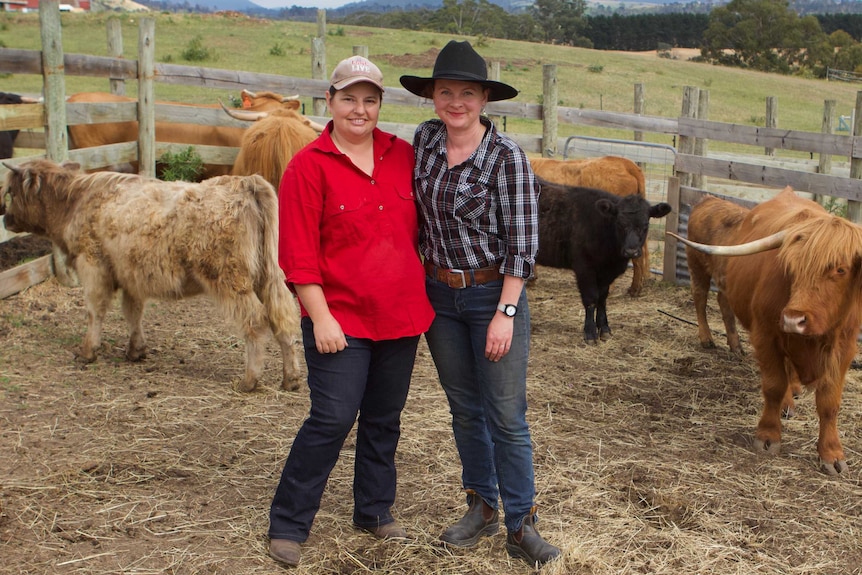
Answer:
[{"xmin": 253, "ymin": 0, "xmax": 349, "ymax": 8}]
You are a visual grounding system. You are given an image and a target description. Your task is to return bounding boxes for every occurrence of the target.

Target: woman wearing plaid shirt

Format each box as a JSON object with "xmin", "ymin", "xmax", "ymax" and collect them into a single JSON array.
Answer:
[{"xmin": 400, "ymin": 40, "xmax": 561, "ymax": 568}]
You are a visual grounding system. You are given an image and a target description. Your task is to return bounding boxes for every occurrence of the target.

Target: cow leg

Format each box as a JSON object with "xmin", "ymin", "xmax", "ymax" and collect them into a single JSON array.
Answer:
[
  {"xmin": 583, "ymin": 304, "xmax": 599, "ymax": 344},
  {"xmin": 715, "ymin": 290, "xmax": 741, "ymax": 354},
  {"xmin": 687, "ymin": 253, "xmax": 717, "ymax": 349},
  {"xmin": 120, "ymin": 291, "xmax": 147, "ymax": 361},
  {"xmin": 596, "ymin": 284, "xmax": 612, "ymax": 341},
  {"xmin": 815, "ymin": 379, "xmax": 848, "ymax": 475},
  {"xmin": 76, "ymin": 260, "xmax": 114, "ymax": 363},
  {"xmin": 224, "ymin": 292, "xmax": 271, "ymax": 392},
  {"xmin": 780, "ymin": 359, "xmax": 799, "ymax": 418},
  {"xmin": 628, "ymin": 248, "xmax": 649, "ymax": 297},
  {"xmin": 274, "ymin": 330, "xmax": 301, "ymax": 391},
  {"xmin": 752, "ymin": 342, "xmax": 787, "ymax": 457}
]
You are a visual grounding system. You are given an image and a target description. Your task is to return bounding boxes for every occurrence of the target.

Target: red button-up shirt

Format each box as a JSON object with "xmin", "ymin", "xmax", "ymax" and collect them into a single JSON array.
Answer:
[{"xmin": 278, "ymin": 124, "xmax": 434, "ymax": 341}]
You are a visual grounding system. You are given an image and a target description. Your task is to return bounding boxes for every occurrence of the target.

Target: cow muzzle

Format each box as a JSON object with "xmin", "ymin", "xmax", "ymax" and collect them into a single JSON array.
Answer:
[{"xmin": 781, "ymin": 312, "xmax": 808, "ymax": 334}]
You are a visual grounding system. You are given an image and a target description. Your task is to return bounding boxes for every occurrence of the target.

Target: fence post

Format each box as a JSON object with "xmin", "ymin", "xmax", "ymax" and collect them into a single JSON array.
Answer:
[
  {"xmin": 542, "ymin": 64, "xmax": 557, "ymax": 158},
  {"xmin": 633, "ymin": 83, "xmax": 644, "ymax": 143},
  {"xmin": 39, "ymin": 0, "xmax": 68, "ymax": 163},
  {"xmin": 815, "ymin": 99, "xmax": 835, "ymax": 207},
  {"xmin": 311, "ymin": 37, "xmax": 327, "ymax": 117},
  {"xmin": 765, "ymin": 96, "xmax": 777, "ymax": 156},
  {"xmin": 137, "ymin": 18, "xmax": 156, "ymax": 179},
  {"xmin": 352, "ymin": 45, "xmax": 368, "ymax": 58},
  {"xmin": 692, "ymin": 90, "xmax": 709, "ymax": 190},
  {"xmin": 676, "ymin": 86, "xmax": 699, "ymax": 188},
  {"xmin": 848, "ymin": 91, "xmax": 862, "ymax": 224},
  {"xmin": 107, "ymin": 17, "xmax": 125, "ymax": 96},
  {"xmin": 39, "ymin": 0, "xmax": 77, "ymax": 287},
  {"xmin": 317, "ymin": 9, "xmax": 326, "ymax": 38},
  {"xmin": 662, "ymin": 176, "xmax": 681, "ymax": 284}
]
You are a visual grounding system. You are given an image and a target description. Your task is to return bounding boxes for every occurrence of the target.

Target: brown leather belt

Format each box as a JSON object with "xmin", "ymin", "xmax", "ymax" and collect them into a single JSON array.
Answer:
[{"xmin": 424, "ymin": 261, "xmax": 502, "ymax": 289}]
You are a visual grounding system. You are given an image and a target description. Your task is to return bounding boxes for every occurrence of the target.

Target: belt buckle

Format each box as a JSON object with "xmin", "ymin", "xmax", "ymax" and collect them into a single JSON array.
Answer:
[{"xmin": 447, "ymin": 269, "xmax": 467, "ymax": 289}]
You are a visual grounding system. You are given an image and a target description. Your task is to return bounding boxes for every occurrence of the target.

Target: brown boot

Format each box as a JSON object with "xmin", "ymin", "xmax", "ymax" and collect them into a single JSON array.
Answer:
[
  {"xmin": 506, "ymin": 507, "xmax": 561, "ymax": 567},
  {"xmin": 269, "ymin": 538, "xmax": 301, "ymax": 567},
  {"xmin": 440, "ymin": 489, "xmax": 500, "ymax": 547}
]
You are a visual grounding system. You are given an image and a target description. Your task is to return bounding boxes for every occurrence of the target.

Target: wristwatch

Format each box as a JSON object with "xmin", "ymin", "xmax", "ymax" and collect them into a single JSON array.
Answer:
[{"xmin": 497, "ymin": 303, "xmax": 518, "ymax": 317}]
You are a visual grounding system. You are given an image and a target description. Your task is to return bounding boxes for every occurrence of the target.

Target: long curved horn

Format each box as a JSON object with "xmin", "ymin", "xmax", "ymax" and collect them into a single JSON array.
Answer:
[
  {"xmin": 666, "ymin": 230, "xmax": 786, "ymax": 256},
  {"xmin": 242, "ymin": 88, "xmax": 299, "ymax": 103},
  {"xmin": 306, "ymin": 119, "xmax": 326, "ymax": 133},
  {"xmin": 219, "ymin": 100, "xmax": 267, "ymax": 122},
  {"xmin": 20, "ymin": 96, "xmax": 40, "ymax": 104}
]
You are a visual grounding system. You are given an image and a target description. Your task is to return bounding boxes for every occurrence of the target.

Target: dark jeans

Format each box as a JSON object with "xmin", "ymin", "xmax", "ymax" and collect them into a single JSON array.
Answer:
[
  {"xmin": 269, "ymin": 317, "xmax": 420, "ymax": 542},
  {"xmin": 424, "ymin": 276, "xmax": 536, "ymax": 533}
]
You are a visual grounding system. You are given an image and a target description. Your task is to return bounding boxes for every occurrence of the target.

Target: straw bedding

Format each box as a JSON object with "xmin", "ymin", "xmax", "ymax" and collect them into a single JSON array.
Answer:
[{"xmin": 1, "ymin": 262, "xmax": 861, "ymax": 574}]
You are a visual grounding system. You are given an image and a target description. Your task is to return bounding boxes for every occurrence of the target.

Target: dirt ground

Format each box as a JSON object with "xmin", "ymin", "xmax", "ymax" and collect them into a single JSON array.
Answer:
[{"xmin": 1, "ymin": 241, "xmax": 862, "ymax": 575}]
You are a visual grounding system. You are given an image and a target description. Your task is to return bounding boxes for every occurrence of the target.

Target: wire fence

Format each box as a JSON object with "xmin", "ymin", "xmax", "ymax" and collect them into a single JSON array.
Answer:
[{"xmin": 562, "ymin": 135, "xmax": 678, "ymax": 274}]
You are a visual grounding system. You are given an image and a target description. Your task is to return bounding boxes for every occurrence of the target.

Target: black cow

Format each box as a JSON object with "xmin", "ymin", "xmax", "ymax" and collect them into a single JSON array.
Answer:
[
  {"xmin": 537, "ymin": 180, "xmax": 672, "ymax": 343},
  {"xmin": 0, "ymin": 92, "xmax": 26, "ymax": 159}
]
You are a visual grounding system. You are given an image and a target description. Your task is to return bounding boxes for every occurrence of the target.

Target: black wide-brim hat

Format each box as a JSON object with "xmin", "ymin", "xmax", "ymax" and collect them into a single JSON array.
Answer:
[{"xmin": 399, "ymin": 40, "xmax": 518, "ymax": 102}]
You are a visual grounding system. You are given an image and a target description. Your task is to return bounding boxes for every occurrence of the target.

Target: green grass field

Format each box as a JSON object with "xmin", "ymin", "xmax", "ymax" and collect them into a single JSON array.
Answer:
[{"xmin": 2, "ymin": 10, "xmax": 861, "ymax": 145}]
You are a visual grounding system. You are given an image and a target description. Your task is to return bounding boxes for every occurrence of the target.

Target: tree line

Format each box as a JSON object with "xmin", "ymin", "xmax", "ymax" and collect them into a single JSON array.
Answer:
[
  {"xmin": 333, "ymin": 0, "xmax": 862, "ymax": 76},
  {"xmin": 140, "ymin": 0, "xmax": 862, "ymax": 77}
]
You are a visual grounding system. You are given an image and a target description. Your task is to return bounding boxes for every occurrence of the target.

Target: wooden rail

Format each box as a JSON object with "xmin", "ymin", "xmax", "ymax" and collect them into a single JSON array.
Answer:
[{"xmin": 3, "ymin": 5, "xmax": 862, "ymax": 298}]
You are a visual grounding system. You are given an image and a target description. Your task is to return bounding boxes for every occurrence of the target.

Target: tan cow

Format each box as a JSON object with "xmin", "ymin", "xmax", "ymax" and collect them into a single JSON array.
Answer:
[
  {"xmin": 66, "ymin": 89, "xmax": 307, "ymax": 179},
  {"xmin": 1, "ymin": 159, "xmax": 301, "ymax": 392},
  {"xmin": 684, "ymin": 194, "xmax": 802, "ymax": 417},
  {"xmin": 530, "ymin": 156, "xmax": 649, "ymax": 296},
  {"xmin": 671, "ymin": 187, "xmax": 862, "ymax": 474},
  {"xmin": 221, "ymin": 102, "xmax": 322, "ymax": 190}
]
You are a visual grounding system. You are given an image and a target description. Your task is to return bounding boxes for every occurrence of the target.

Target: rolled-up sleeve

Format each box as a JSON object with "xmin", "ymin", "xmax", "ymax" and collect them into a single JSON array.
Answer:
[
  {"xmin": 278, "ymin": 153, "xmax": 324, "ymax": 289},
  {"xmin": 496, "ymin": 149, "xmax": 539, "ymax": 280}
]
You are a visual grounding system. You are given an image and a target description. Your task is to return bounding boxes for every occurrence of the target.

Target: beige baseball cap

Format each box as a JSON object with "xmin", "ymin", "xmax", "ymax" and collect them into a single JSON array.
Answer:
[{"xmin": 330, "ymin": 56, "xmax": 385, "ymax": 92}]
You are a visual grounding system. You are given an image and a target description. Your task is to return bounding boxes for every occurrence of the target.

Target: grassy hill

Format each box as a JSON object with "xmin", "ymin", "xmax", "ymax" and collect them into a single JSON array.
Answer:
[{"xmin": 1, "ymin": 10, "xmax": 860, "ymax": 147}]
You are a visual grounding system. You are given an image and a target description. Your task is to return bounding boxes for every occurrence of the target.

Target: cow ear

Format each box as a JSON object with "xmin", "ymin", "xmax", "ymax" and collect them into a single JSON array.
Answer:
[
  {"xmin": 650, "ymin": 202, "xmax": 673, "ymax": 219},
  {"xmin": 2, "ymin": 160, "xmax": 19, "ymax": 174},
  {"xmin": 60, "ymin": 161, "xmax": 81, "ymax": 172},
  {"xmin": 595, "ymin": 198, "xmax": 617, "ymax": 218}
]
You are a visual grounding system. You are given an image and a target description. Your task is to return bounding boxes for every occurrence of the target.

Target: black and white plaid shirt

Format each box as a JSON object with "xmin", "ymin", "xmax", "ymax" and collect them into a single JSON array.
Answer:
[{"xmin": 412, "ymin": 117, "xmax": 539, "ymax": 280}]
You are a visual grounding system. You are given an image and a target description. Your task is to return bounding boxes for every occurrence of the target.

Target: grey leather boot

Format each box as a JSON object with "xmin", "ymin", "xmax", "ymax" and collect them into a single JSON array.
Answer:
[{"xmin": 440, "ymin": 489, "xmax": 500, "ymax": 547}]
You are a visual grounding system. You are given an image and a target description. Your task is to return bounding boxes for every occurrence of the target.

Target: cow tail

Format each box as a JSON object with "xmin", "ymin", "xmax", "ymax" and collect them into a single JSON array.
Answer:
[{"xmin": 251, "ymin": 175, "xmax": 300, "ymax": 339}]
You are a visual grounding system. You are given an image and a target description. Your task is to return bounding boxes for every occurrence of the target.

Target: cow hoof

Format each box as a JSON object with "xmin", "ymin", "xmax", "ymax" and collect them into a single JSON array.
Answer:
[
  {"xmin": 627, "ymin": 287, "xmax": 642, "ymax": 297},
  {"xmin": 583, "ymin": 337, "xmax": 598, "ymax": 346},
  {"xmin": 599, "ymin": 329, "xmax": 612, "ymax": 341},
  {"xmin": 281, "ymin": 377, "xmax": 301, "ymax": 392},
  {"xmin": 819, "ymin": 458, "xmax": 849, "ymax": 476},
  {"xmin": 753, "ymin": 437, "xmax": 781, "ymax": 456},
  {"xmin": 234, "ymin": 379, "xmax": 258, "ymax": 393},
  {"xmin": 74, "ymin": 351, "xmax": 97, "ymax": 364},
  {"xmin": 700, "ymin": 340, "xmax": 717, "ymax": 350},
  {"xmin": 125, "ymin": 348, "xmax": 147, "ymax": 362}
]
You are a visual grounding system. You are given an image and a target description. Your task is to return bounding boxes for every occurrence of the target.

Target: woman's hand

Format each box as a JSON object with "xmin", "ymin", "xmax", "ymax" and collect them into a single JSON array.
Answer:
[
  {"xmin": 485, "ymin": 313, "xmax": 513, "ymax": 362},
  {"xmin": 312, "ymin": 314, "xmax": 348, "ymax": 354}
]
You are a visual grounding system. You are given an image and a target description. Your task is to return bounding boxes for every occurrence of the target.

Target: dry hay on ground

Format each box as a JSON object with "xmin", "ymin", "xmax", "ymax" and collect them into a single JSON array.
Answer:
[{"xmin": 1, "ymin": 264, "xmax": 861, "ymax": 575}]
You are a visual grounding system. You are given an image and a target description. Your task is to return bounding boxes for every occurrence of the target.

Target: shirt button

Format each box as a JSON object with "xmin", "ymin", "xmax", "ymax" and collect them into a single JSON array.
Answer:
[
  {"xmin": 379, "ymin": 205, "xmax": 384, "ymax": 210},
  {"xmin": 370, "ymin": 179, "xmax": 376, "ymax": 185},
  {"xmin": 339, "ymin": 204, "xmax": 345, "ymax": 210}
]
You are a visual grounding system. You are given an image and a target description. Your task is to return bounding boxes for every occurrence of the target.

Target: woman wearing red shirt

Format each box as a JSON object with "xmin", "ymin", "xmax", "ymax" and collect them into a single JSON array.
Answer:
[{"xmin": 268, "ymin": 56, "xmax": 434, "ymax": 568}]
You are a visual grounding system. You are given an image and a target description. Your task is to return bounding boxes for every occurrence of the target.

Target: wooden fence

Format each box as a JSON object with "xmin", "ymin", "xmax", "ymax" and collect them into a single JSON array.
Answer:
[{"xmin": 3, "ymin": 3, "xmax": 862, "ymax": 298}]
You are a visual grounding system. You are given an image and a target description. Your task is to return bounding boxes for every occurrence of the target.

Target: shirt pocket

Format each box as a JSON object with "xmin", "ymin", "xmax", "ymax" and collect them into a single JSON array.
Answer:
[
  {"xmin": 322, "ymin": 191, "xmax": 369, "ymax": 244},
  {"xmin": 454, "ymin": 182, "xmax": 490, "ymax": 222}
]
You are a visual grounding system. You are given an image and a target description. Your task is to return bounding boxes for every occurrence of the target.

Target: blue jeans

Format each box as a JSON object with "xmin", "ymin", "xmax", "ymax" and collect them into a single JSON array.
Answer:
[
  {"xmin": 424, "ymin": 276, "xmax": 536, "ymax": 533},
  {"xmin": 269, "ymin": 317, "xmax": 420, "ymax": 542}
]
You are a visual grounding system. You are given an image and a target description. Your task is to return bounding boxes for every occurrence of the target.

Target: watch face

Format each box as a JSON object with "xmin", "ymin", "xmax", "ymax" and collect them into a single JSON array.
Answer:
[{"xmin": 504, "ymin": 305, "xmax": 517, "ymax": 317}]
